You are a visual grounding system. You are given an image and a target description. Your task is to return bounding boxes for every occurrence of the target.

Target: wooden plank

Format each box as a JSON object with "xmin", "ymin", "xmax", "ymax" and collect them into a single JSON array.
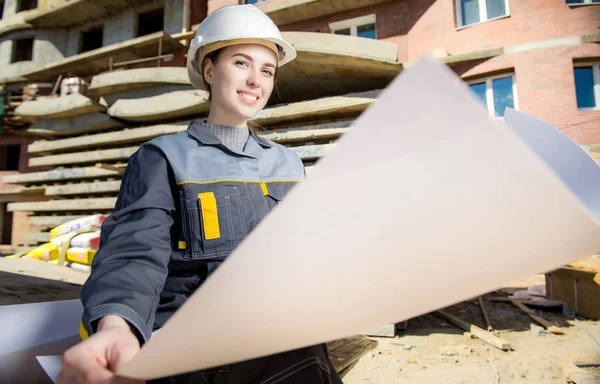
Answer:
[
  {"xmin": 45, "ymin": 181, "xmax": 122, "ymax": 196},
  {"xmin": 327, "ymin": 335, "xmax": 377, "ymax": 374},
  {"xmin": 436, "ymin": 310, "xmax": 512, "ymax": 351},
  {"xmin": 0, "ymin": 257, "xmax": 89, "ymax": 285},
  {"xmin": 510, "ymin": 299, "xmax": 564, "ymax": 334},
  {"xmin": 28, "ymin": 215, "xmax": 86, "ymax": 227},
  {"xmin": 8, "ymin": 197, "xmax": 117, "ymax": 212},
  {"xmin": 23, "ymin": 232, "xmax": 52, "ymax": 243},
  {"xmin": 546, "ymin": 267, "xmax": 600, "ymax": 319},
  {"xmin": 1, "ymin": 167, "xmax": 120, "ymax": 185},
  {"xmin": 0, "ymin": 186, "xmax": 45, "ymax": 195},
  {"xmin": 478, "ymin": 296, "xmax": 494, "ymax": 332},
  {"xmin": 29, "ymin": 146, "xmax": 139, "ymax": 167}
]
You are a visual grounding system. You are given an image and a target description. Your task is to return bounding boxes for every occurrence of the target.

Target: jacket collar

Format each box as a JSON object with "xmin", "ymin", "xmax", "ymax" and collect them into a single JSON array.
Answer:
[{"xmin": 186, "ymin": 120, "xmax": 272, "ymax": 149}]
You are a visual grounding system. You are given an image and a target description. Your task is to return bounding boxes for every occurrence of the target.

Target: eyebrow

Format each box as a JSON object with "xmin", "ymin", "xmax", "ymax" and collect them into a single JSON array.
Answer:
[{"xmin": 232, "ymin": 53, "xmax": 276, "ymax": 69}]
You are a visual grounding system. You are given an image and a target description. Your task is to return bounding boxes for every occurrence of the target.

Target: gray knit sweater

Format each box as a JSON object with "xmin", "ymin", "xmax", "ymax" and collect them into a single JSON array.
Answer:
[{"xmin": 205, "ymin": 122, "xmax": 250, "ymax": 153}]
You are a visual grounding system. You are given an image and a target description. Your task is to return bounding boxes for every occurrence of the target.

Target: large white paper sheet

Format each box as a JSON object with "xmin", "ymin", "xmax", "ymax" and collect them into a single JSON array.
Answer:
[
  {"xmin": 503, "ymin": 107, "xmax": 600, "ymax": 220},
  {"xmin": 116, "ymin": 56, "xmax": 600, "ymax": 380},
  {"xmin": 0, "ymin": 300, "xmax": 81, "ymax": 382},
  {"xmin": 0, "ymin": 335, "xmax": 80, "ymax": 383},
  {"xmin": 0, "ymin": 299, "xmax": 81, "ymax": 355},
  {"xmin": 37, "ymin": 355, "xmax": 64, "ymax": 384}
]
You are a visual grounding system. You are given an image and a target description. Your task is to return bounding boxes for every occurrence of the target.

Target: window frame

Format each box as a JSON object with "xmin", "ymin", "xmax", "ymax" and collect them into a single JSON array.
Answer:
[
  {"xmin": 456, "ymin": 0, "xmax": 510, "ymax": 29},
  {"xmin": 466, "ymin": 72, "xmax": 519, "ymax": 118},
  {"xmin": 10, "ymin": 37, "xmax": 34, "ymax": 64},
  {"xmin": 574, "ymin": 62, "xmax": 600, "ymax": 111},
  {"xmin": 16, "ymin": 0, "xmax": 37, "ymax": 13},
  {"xmin": 135, "ymin": 6, "xmax": 165, "ymax": 38},
  {"xmin": 79, "ymin": 25, "xmax": 104, "ymax": 54},
  {"xmin": 329, "ymin": 14, "xmax": 377, "ymax": 39}
]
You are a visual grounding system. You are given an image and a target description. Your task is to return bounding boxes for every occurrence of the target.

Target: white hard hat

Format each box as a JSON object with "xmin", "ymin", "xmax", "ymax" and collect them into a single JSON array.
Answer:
[{"xmin": 187, "ymin": 4, "xmax": 297, "ymax": 90}]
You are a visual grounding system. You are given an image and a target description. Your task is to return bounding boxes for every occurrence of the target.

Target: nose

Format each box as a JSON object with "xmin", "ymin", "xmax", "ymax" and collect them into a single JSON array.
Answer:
[{"xmin": 247, "ymin": 70, "xmax": 261, "ymax": 88}]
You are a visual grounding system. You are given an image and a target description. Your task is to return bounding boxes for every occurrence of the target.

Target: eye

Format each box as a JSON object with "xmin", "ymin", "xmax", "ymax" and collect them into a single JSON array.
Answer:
[
  {"xmin": 262, "ymin": 69, "xmax": 274, "ymax": 77},
  {"xmin": 235, "ymin": 60, "xmax": 250, "ymax": 67}
]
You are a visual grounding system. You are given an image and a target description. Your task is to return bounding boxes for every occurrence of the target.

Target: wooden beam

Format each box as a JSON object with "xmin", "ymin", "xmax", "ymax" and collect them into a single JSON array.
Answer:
[
  {"xmin": 23, "ymin": 232, "xmax": 52, "ymax": 243},
  {"xmin": 28, "ymin": 215, "xmax": 86, "ymax": 227},
  {"xmin": 436, "ymin": 310, "xmax": 512, "ymax": 351},
  {"xmin": 29, "ymin": 146, "xmax": 139, "ymax": 167},
  {"xmin": 510, "ymin": 299, "xmax": 564, "ymax": 334},
  {"xmin": 8, "ymin": 197, "xmax": 117, "ymax": 212},
  {"xmin": 1, "ymin": 167, "xmax": 121, "ymax": 185},
  {"xmin": 45, "ymin": 181, "xmax": 122, "ymax": 196}
]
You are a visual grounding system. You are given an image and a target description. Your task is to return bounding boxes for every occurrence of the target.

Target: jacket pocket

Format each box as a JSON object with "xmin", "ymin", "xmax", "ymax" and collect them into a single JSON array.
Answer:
[
  {"xmin": 263, "ymin": 181, "xmax": 297, "ymax": 211},
  {"xmin": 180, "ymin": 186, "xmax": 245, "ymax": 260}
]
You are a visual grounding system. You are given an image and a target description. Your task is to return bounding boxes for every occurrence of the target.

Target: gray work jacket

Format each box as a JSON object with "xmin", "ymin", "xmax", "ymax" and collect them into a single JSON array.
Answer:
[{"xmin": 80, "ymin": 120, "xmax": 305, "ymax": 343}]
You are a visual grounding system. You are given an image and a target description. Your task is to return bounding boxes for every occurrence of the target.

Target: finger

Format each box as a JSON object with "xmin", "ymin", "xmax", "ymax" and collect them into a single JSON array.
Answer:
[
  {"xmin": 62, "ymin": 346, "xmax": 115, "ymax": 384},
  {"xmin": 107, "ymin": 341, "xmax": 139, "ymax": 373}
]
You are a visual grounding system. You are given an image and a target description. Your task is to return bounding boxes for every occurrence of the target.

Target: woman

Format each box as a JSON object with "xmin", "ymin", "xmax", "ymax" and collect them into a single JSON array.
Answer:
[{"xmin": 57, "ymin": 5, "xmax": 343, "ymax": 384}]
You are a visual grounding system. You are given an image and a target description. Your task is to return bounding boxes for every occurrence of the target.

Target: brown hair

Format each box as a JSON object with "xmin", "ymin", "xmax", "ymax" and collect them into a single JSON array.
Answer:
[{"xmin": 198, "ymin": 47, "xmax": 280, "ymax": 133}]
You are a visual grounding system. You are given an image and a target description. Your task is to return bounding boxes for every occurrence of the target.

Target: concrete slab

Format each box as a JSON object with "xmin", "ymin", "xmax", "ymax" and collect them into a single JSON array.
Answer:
[
  {"xmin": 26, "ymin": 113, "xmax": 124, "ymax": 136},
  {"xmin": 15, "ymin": 93, "xmax": 105, "ymax": 120},
  {"xmin": 89, "ymin": 67, "xmax": 191, "ymax": 96},
  {"xmin": 100, "ymin": 84, "xmax": 195, "ymax": 107},
  {"xmin": 270, "ymin": 32, "xmax": 400, "ymax": 104},
  {"xmin": 107, "ymin": 89, "xmax": 210, "ymax": 123}
]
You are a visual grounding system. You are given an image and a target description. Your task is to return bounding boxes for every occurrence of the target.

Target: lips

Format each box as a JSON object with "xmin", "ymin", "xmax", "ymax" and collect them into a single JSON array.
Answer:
[{"xmin": 237, "ymin": 91, "xmax": 259, "ymax": 103}]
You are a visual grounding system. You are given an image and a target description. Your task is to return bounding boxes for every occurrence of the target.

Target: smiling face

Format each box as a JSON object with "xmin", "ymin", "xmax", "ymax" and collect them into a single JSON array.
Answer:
[{"xmin": 202, "ymin": 44, "xmax": 278, "ymax": 128}]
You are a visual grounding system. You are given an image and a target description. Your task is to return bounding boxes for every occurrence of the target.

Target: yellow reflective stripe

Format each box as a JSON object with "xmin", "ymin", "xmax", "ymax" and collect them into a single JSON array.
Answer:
[
  {"xmin": 79, "ymin": 321, "xmax": 89, "ymax": 340},
  {"xmin": 178, "ymin": 241, "xmax": 186, "ymax": 249},
  {"xmin": 198, "ymin": 192, "xmax": 220, "ymax": 240},
  {"xmin": 260, "ymin": 182, "xmax": 269, "ymax": 196},
  {"xmin": 178, "ymin": 179, "xmax": 299, "ymax": 185}
]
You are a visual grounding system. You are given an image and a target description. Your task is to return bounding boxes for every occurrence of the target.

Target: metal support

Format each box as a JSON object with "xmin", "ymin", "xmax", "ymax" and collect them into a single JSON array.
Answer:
[{"xmin": 109, "ymin": 56, "xmax": 114, "ymax": 72}]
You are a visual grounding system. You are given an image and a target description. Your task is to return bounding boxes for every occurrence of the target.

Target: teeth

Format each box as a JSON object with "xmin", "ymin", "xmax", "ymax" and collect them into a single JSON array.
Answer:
[{"xmin": 239, "ymin": 92, "xmax": 258, "ymax": 101}]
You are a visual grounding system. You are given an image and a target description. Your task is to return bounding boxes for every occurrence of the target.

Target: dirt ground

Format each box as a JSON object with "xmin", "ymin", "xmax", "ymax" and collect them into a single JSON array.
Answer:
[
  {"xmin": 344, "ymin": 276, "xmax": 600, "ymax": 384},
  {"xmin": 1, "ymin": 260, "xmax": 598, "ymax": 384}
]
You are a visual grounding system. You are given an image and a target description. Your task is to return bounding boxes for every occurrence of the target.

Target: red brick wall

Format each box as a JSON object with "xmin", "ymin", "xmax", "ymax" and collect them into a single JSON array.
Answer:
[
  {"xmin": 277, "ymin": 0, "xmax": 600, "ymax": 144},
  {"xmin": 404, "ymin": 0, "xmax": 600, "ymax": 61},
  {"xmin": 453, "ymin": 43, "xmax": 600, "ymax": 144}
]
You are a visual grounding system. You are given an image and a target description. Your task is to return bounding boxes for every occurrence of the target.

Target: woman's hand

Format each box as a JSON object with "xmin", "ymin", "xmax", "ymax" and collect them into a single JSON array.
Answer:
[{"xmin": 56, "ymin": 315, "xmax": 146, "ymax": 384}]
